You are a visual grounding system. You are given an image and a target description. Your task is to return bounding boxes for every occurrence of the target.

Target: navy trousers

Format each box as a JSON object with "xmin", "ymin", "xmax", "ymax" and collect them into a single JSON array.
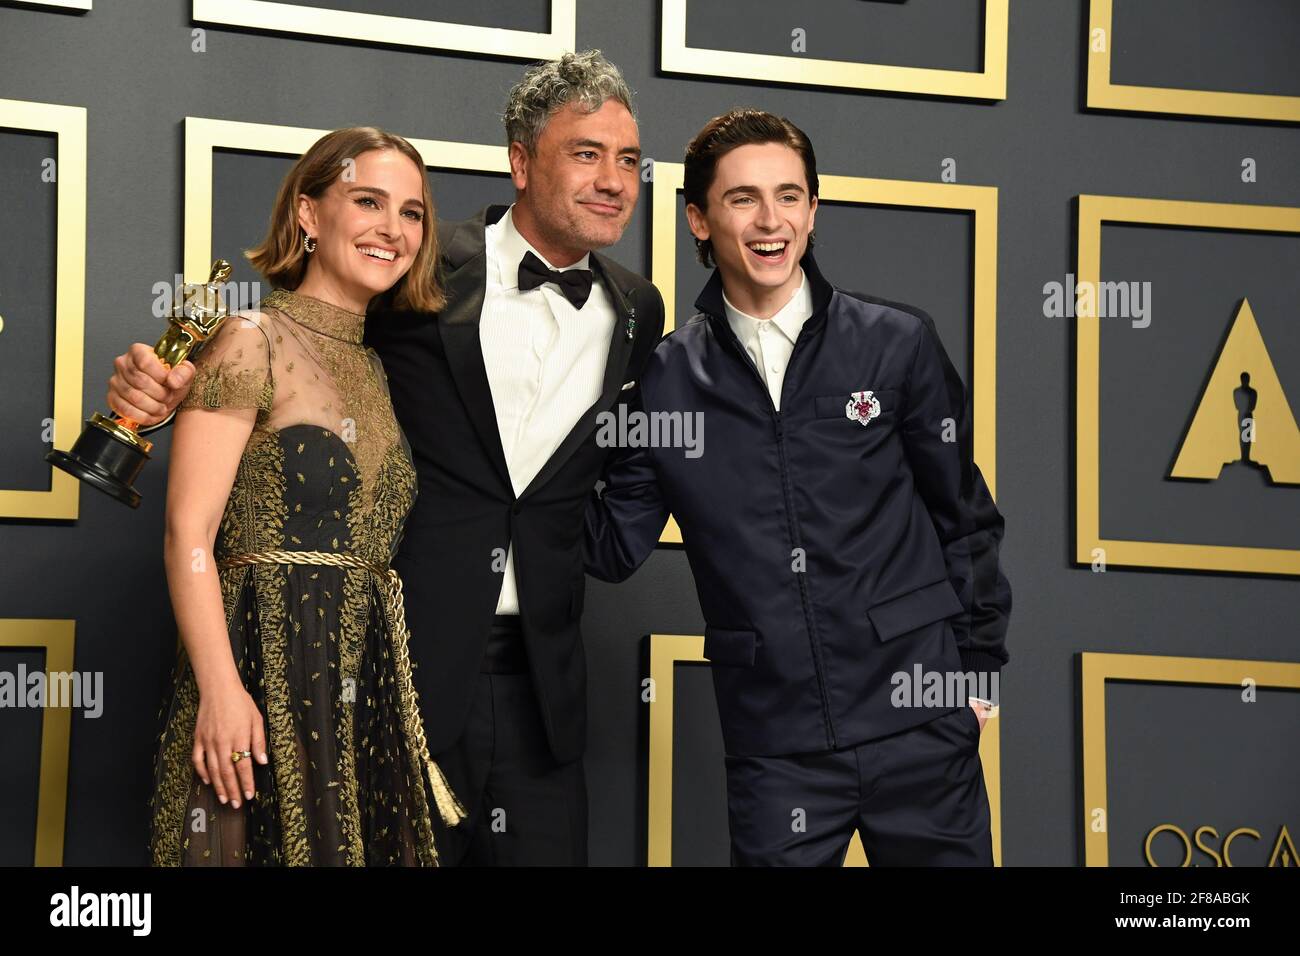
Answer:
[{"xmin": 724, "ymin": 705, "xmax": 994, "ymax": 866}]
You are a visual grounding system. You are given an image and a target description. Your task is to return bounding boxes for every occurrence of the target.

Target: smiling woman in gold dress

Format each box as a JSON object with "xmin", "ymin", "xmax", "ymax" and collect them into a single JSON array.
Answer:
[{"xmin": 139, "ymin": 127, "xmax": 464, "ymax": 865}]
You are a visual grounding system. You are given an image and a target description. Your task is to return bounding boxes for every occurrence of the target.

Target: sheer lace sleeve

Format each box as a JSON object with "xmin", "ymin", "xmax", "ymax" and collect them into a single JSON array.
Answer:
[{"xmin": 181, "ymin": 313, "xmax": 275, "ymax": 412}]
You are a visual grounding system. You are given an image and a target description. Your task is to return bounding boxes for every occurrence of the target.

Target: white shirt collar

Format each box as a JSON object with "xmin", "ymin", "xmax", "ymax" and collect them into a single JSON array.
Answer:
[
  {"xmin": 492, "ymin": 203, "xmax": 591, "ymax": 290},
  {"xmin": 722, "ymin": 268, "xmax": 812, "ymax": 346}
]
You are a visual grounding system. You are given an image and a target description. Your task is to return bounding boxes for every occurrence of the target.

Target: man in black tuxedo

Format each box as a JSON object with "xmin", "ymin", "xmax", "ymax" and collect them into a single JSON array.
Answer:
[
  {"xmin": 106, "ymin": 51, "xmax": 664, "ymax": 866},
  {"xmin": 584, "ymin": 110, "xmax": 1011, "ymax": 865}
]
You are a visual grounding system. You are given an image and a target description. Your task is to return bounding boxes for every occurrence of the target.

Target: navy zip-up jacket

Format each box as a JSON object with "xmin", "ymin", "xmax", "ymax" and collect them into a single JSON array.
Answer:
[{"xmin": 583, "ymin": 251, "xmax": 1011, "ymax": 757}]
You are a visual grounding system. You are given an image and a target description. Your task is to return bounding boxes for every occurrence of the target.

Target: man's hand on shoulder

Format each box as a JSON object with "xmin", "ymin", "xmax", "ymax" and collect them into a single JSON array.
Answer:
[{"xmin": 106, "ymin": 343, "xmax": 195, "ymax": 426}]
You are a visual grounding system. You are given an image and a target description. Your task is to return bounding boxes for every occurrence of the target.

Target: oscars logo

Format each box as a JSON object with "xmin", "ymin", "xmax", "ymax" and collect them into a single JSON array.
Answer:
[
  {"xmin": 1145, "ymin": 823, "xmax": 1297, "ymax": 867},
  {"xmin": 1169, "ymin": 298, "xmax": 1300, "ymax": 485}
]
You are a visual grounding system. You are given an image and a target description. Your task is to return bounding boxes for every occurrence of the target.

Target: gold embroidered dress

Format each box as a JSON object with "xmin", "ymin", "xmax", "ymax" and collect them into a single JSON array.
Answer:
[{"xmin": 149, "ymin": 288, "xmax": 458, "ymax": 865}]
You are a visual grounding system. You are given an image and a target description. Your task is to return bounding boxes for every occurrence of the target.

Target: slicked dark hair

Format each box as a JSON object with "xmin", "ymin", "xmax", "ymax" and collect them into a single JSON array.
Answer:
[{"xmin": 683, "ymin": 109, "xmax": 819, "ymax": 268}]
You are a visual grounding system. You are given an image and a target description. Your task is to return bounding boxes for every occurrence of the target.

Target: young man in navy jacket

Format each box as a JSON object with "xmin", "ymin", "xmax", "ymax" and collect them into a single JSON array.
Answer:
[{"xmin": 584, "ymin": 109, "xmax": 1012, "ymax": 865}]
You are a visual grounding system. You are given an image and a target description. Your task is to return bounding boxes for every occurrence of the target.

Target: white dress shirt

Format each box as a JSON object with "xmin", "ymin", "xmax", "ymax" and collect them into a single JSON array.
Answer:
[
  {"xmin": 722, "ymin": 269, "xmax": 813, "ymax": 411},
  {"xmin": 480, "ymin": 204, "xmax": 616, "ymax": 614}
]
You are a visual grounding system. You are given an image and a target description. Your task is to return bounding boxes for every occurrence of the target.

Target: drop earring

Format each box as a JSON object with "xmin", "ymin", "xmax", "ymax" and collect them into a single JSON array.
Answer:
[{"xmin": 303, "ymin": 231, "xmax": 317, "ymax": 254}]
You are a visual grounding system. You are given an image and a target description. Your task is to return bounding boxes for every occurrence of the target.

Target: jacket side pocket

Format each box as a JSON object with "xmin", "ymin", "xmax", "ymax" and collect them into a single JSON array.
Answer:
[{"xmin": 867, "ymin": 579, "xmax": 964, "ymax": 642}]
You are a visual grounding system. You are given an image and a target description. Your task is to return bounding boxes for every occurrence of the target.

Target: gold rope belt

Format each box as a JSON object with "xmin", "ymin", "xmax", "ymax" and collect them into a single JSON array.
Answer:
[{"xmin": 217, "ymin": 549, "xmax": 467, "ymax": 842}]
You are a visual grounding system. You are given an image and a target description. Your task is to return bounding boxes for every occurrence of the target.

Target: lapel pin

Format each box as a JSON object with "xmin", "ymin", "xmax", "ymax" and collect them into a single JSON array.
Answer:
[
  {"xmin": 845, "ymin": 390, "xmax": 881, "ymax": 427},
  {"xmin": 625, "ymin": 306, "xmax": 637, "ymax": 341}
]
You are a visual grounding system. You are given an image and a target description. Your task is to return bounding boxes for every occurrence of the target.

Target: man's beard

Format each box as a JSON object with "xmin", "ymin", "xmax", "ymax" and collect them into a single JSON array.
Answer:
[{"xmin": 558, "ymin": 201, "xmax": 625, "ymax": 252}]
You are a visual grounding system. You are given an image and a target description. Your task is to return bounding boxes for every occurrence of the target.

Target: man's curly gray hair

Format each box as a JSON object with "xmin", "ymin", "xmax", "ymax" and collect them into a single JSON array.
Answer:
[{"xmin": 503, "ymin": 50, "xmax": 637, "ymax": 155}]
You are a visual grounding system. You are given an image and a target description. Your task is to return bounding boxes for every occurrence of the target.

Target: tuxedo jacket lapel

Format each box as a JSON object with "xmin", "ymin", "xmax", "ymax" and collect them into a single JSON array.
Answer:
[
  {"xmin": 519, "ymin": 252, "xmax": 637, "ymax": 500},
  {"xmin": 437, "ymin": 205, "xmax": 512, "ymax": 491},
  {"xmin": 436, "ymin": 204, "xmax": 641, "ymax": 502}
]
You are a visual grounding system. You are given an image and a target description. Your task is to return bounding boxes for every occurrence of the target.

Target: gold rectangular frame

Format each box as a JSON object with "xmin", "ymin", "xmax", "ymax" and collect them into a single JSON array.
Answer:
[
  {"xmin": 5, "ymin": 0, "xmax": 91, "ymax": 8},
  {"xmin": 184, "ymin": 116, "xmax": 509, "ymax": 280},
  {"xmin": 192, "ymin": 0, "xmax": 575, "ymax": 60},
  {"xmin": 652, "ymin": 162, "xmax": 998, "ymax": 543},
  {"xmin": 1086, "ymin": 0, "xmax": 1300, "ymax": 123},
  {"xmin": 1081, "ymin": 651, "xmax": 1300, "ymax": 867},
  {"xmin": 0, "ymin": 98, "xmax": 86, "ymax": 520},
  {"xmin": 660, "ymin": 0, "xmax": 1007, "ymax": 99},
  {"xmin": 648, "ymin": 632, "xmax": 1003, "ymax": 866},
  {"xmin": 0, "ymin": 619, "xmax": 76, "ymax": 866},
  {"xmin": 1075, "ymin": 194, "xmax": 1300, "ymax": 576}
]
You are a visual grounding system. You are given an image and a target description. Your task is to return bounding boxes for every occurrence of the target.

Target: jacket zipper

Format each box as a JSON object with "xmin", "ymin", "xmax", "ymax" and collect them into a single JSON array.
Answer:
[{"xmin": 716, "ymin": 315, "xmax": 837, "ymax": 750}]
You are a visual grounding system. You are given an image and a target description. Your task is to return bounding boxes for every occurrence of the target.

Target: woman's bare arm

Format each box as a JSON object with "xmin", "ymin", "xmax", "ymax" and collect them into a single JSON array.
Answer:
[
  {"xmin": 164, "ymin": 405, "xmax": 251, "ymax": 693},
  {"xmin": 164, "ymin": 393, "xmax": 269, "ymax": 808}
]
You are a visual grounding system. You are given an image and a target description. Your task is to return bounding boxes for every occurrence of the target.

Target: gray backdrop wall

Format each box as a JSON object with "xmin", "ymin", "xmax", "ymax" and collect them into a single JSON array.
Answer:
[{"xmin": 1, "ymin": 0, "xmax": 1297, "ymax": 867}]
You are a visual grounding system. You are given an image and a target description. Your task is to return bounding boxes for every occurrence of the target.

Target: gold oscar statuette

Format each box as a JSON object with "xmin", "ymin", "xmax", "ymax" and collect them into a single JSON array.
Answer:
[{"xmin": 46, "ymin": 259, "xmax": 233, "ymax": 508}]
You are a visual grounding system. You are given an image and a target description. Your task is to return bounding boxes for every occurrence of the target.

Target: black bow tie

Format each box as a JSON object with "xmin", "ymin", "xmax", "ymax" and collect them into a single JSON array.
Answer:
[{"xmin": 517, "ymin": 250, "xmax": 594, "ymax": 310}]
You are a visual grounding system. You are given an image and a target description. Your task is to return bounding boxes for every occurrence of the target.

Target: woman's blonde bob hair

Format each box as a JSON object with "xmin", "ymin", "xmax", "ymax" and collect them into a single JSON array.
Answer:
[{"xmin": 245, "ymin": 126, "xmax": 446, "ymax": 313}]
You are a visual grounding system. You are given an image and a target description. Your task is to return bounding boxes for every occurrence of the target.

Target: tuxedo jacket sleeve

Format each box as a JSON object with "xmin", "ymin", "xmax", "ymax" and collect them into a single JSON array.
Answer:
[
  {"xmin": 582, "ymin": 383, "xmax": 670, "ymax": 583},
  {"xmin": 899, "ymin": 305, "xmax": 1011, "ymax": 675}
]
